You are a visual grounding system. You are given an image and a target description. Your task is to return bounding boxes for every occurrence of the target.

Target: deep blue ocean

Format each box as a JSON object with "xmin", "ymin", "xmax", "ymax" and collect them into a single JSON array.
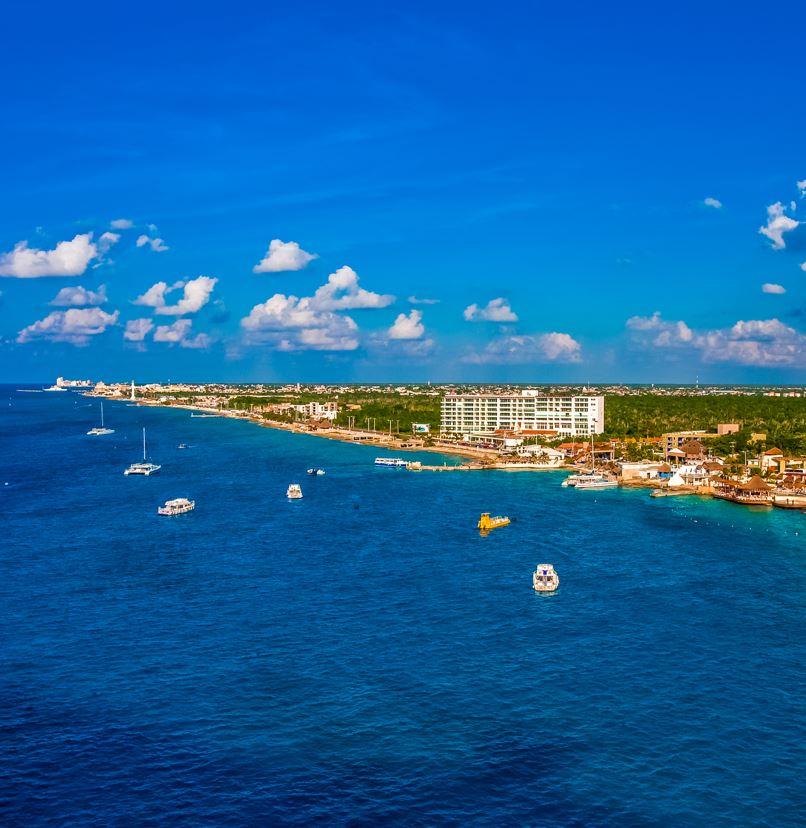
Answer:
[{"xmin": 1, "ymin": 386, "xmax": 805, "ymax": 826}]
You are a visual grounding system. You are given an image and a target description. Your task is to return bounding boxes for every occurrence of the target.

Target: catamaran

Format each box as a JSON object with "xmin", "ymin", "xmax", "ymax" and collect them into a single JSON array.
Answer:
[
  {"xmin": 87, "ymin": 401, "xmax": 115, "ymax": 435},
  {"xmin": 124, "ymin": 428, "xmax": 161, "ymax": 476}
]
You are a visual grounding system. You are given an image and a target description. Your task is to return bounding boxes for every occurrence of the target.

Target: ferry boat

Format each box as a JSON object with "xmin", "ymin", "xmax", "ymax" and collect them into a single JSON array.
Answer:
[
  {"xmin": 307, "ymin": 468, "xmax": 326, "ymax": 475},
  {"xmin": 124, "ymin": 428, "xmax": 162, "ymax": 476},
  {"xmin": 87, "ymin": 401, "xmax": 114, "ymax": 435},
  {"xmin": 287, "ymin": 483, "xmax": 303, "ymax": 499},
  {"xmin": 477, "ymin": 512, "xmax": 510, "ymax": 531},
  {"xmin": 375, "ymin": 457, "xmax": 408, "ymax": 467},
  {"xmin": 157, "ymin": 497, "xmax": 195, "ymax": 516},
  {"xmin": 533, "ymin": 563, "xmax": 560, "ymax": 592}
]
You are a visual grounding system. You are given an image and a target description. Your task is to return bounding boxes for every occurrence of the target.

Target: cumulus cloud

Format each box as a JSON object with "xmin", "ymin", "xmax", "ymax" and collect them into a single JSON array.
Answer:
[
  {"xmin": 110, "ymin": 218, "xmax": 134, "ymax": 229},
  {"xmin": 798, "ymin": 180, "xmax": 806, "ymax": 199},
  {"xmin": 17, "ymin": 307, "xmax": 119, "ymax": 345},
  {"xmin": 97, "ymin": 232, "xmax": 120, "ymax": 256},
  {"xmin": 123, "ymin": 318, "xmax": 154, "ymax": 342},
  {"xmin": 464, "ymin": 332, "xmax": 582, "ymax": 364},
  {"xmin": 133, "ymin": 276, "xmax": 217, "ymax": 315},
  {"xmin": 464, "ymin": 297, "xmax": 518, "ymax": 323},
  {"xmin": 136, "ymin": 234, "xmax": 169, "ymax": 252},
  {"xmin": 759, "ymin": 202, "xmax": 800, "ymax": 250},
  {"xmin": 408, "ymin": 295, "xmax": 440, "ymax": 305},
  {"xmin": 626, "ymin": 311, "xmax": 806, "ymax": 366},
  {"xmin": 253, "ymin": 239, "xmax": 318, "ymax": 273},
  {"xmin": 0, "ymin": 233, "xmax": 98, "ymax": 278},
  {"xmin": 703, "ymin": 197, "xmax": 723, "ymax": 209},
  {"xmin": 388, "ymin": 309, "xmax": 425, "ymax": 340},
  {"xmin": 50, "ymin": 284, "xmax": 108, "ymax": 307},
  {"xmin": 311, "ymin": 266, "xmax": 394, "ymax": 310},
  {"xmin": 153, "ymin": 318, "xmax": 211, "ymax": 349},
  {"xmin": 626, "ymin": 311, "xmax": 694, "ymax": 347},
  {"xmin": 762, "ymin": 283, "xmax": 786, "ymax": 294}
]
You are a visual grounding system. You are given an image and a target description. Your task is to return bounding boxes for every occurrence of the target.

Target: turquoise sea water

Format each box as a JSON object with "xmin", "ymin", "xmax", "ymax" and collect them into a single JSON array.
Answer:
[{"xmin": 1, "ymin": 387, "xmax": 805, "ymax": 826}]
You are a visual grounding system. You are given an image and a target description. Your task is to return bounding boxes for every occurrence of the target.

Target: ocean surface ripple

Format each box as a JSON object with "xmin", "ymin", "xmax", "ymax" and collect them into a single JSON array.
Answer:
[{"xmin": 1, "ymin": 388, "xmax": 805, "ymax": 826}]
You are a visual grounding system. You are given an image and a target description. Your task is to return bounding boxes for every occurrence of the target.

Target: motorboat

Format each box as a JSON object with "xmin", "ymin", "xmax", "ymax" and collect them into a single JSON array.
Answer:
[
  {"xmin": 574, "ymin": 475, "xmax": 618, "ymax": 490},
  {"xmin": 533, "ymin": 563, "xmax": 560, "ymax": 592},
  {"xmin": 124, "ymin": 428, "xmax": 161, "ymax": 476},
  {"xmin": 307, "ymin": 468, "xmax": 326, "ymax": 475},
  {"xmin": 287, "ymin": 483, "xmax": 303, "ymax": 499},
  {"xmin": 158, "ymin": 497, "xmax": 195, "ymax": 516}
]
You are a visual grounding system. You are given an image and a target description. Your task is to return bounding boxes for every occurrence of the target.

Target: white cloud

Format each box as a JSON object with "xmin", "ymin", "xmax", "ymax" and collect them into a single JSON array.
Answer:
[
  {"xmin": 156, "ymin": 275, "xmax": 217, "ymax": 315},
  {"xmin": 0, "ymin": 233, "xmax": 98, "ymax": 278},
  {"xmin": 110, "ymin": 218, "xmax": 134, "ymax": 229},
  {"xmin": 626, "ymin": 311, "xmax": 806, "ymax": 366},
  {"xmin": 464, "ymin": 332, "xmax": 582, "ymax": 364},
  {"xmin": 311, "ymin": 266, "xmax": 394, "ymax": 310},
  {"xmin": 801, "ymin": 262, "xmax": 806, "ymax": 272},
  {"xmin": 241, "ymin": 293, "xmax": 359, "ymax": 351},
  {"xmin": 703, "ymin": 197, "xmax": 722, "ymax": 209},
  {"xmin": 97, "ymin": 232, "xmax": 120, "ymax": 256},
  {"xmin": 123, "ymin": 318, "xmax": 154, "ymax": 342},
  {"xmin": 50, "ymin": 284, "xmax": 108, "ymax": 306},
  {"xmin": 136, "ymin": 234, "xmax": 169, "ymax": 252},
  {"xmin": 253, "ymin": 239, "xmax": 318, "ymax": 273},
  {"xmin": 464, "ymin": 297, "xmax": 518, "ymax": 323},
  {"xmin": 759, "ymin": 202, "xmax": 800, "ymax": 250},
  {"xmin": 133, "ymin": 276, "xmax": 217, "ymax": 315},
  {"xmin": 797, "ymin": 179, "xmax": 806, "ymax": 198},
  {"xmin": 17, "ymin": 307, "xmax": 119, "ymax": 345},
  {"xmin": 388, "ymin": 309, "xmax": 425, "ymax": 340},
  {"xmin": 626, "ymin": 311, "xmax": 694, "ymax": 347},
  {"xmin": 153, "ymin": 318, "xmax": 211, "ymax": 349},
  {"xmin": 762, "ymin": 283, "xmax": 786, "ymax": 294},
  {"xmin": 408, "ymin": 295, "xmax": 440, "ymax": 305}
]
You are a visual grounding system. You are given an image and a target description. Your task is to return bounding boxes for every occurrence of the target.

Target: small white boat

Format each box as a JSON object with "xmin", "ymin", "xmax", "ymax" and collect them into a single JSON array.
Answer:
[
  {"xmin": 158, "ymin": 497, "xmax": 195, "ymax": 516},
  {"xmin": 124, "ymin": 428, "xmax": 162, "ymax": 476},
  {"xmin": 533, "ymin": 563, "xmax": 560, "ymax": 592},
  {"xmin": 374, "ymin": 457, "xmax": 407, "ymax": 467},
  {"xmin": 87, "ymin": 401, "xmax": 114, "ymax": 435},
  {"xmin": 178, "ymin": 443, "xmax": 188, "ymax": 449},
  {"xmin": 562, "ymin": 471, "xmax": 598, "ymax": 487},
  {"xmin": 307, "ymin": 468, "xmax": 326, "ymax": 475},
  {"xmin": 287, "ymin": 483, "xmax": 303, "ymax": 499}
]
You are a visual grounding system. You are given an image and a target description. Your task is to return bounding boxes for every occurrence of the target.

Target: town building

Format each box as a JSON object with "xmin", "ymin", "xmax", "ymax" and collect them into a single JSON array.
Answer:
[
  {"xmin": 662, "ymin": 430, "xmax": 708, "ymax": 456},
  {"xmin": 440, "ymin": 391, "xmax": 604, "ymax": 438},
  {"xmin": 293, "ymin": 401, "xmax": 339, "ymax": 420}
]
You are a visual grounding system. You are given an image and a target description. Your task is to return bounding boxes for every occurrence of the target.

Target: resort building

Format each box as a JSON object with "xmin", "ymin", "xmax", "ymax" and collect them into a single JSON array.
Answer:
[
  {"xmin": 662, "ymin": 430, "xmax": 709, "ymax": 456},
  {"xmin": 293, "ymin": 401, "xmax": 339, "ymax": 420},
  {"xmin": 440, "ymin": 390, "xmax": 604, "ymax": 438}
]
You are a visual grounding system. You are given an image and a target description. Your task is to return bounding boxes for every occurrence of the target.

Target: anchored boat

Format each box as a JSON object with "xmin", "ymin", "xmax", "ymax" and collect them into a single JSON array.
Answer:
[
  {"xmin": 287, "ymin": 483, "xmax": 303, "ymax": 499},
  {"xmin": 375, "ymin": 457, "xmax": 407, "ymax": 467},
  {"xmin": 124, "ymin": 428, "xmax": 161, "ymax": 476},
  {"xmin": 307, "ymin": 468, "xmax": 326, "ymax": 475},
  {"xmin": 87, "ymin": 401, "xmax": 114, "ymax": 436},
  {"xmin": 477, "ymin": 512, "xmax": 510, "ymax": 531},
  {"xmin": 158, "ymin": 498, "xmax": 195, "ymax": 516},
  {"xmin": 533, "ymin": 563, "xmax": 560, "ymax": 592}
]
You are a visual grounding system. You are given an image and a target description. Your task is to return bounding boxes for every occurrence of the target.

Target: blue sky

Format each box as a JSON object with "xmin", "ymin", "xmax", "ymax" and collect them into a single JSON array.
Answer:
[{"xmin": 2, "ymin": 0, "xmax": 806, "ymax": 383}]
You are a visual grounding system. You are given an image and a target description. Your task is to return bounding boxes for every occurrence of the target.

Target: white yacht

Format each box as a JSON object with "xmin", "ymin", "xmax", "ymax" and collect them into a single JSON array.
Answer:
[
  {"xmin": 374, "ymin": 457, "xmax": 407, "ymax": 467},
  {"xmin": 307, "ymin": 468, "xmax": 326, "ymax": 475},
  {"xmin": 287, "ymin": 483, "xmax": 303, "ymax": 499},
  {"xmin": 533, "ymin": 563, "xmax": 560, "ymax": 592},
  {"xmin": 124, "ymin": 428, "xmax": 162, "ymax": 476},
  {"xmin": 562, "ymin": 471, "xmax": 599, "ymax": 487},
  {"xmin": 87, "ymin": 401, "xmax": 114, "ymax": 435},
  {"xmin": 158, "ymin": 497, "xmax": 195, "ymax": 516},
  {"xmin": 574, "ymin": 476, "xmax": 618, "ymax": 490}
]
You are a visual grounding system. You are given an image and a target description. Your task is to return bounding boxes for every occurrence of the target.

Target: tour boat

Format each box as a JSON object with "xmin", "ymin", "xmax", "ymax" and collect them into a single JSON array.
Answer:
[
  {"xmin": 562, "ymin": 471, "xmax": 599, "ymax": 487},
  {"xmin": 124, "ymin": 428, "xmax": 162, "ymax": 476},
  {"xmin": 574, "ymin": 475, "xmax": 618, "ymax": 490},
  {"xmin": 374, "ymin": 457, "xmax": 408, "ymax": 467},
  {"xmin": 287, "ymin": 483, "xmax": 303, "ymax": 499},
  {"xmin": 307, "ymin": 468, "xmax": 326, "ymax": 475},
  {"xmin": 158, "ymin": 497, "xmax": 195, "ymax": 516},
  {"xmin": 533, "ymin": 563, "xmax": 560, "ymax": 592},
  {"xmin": 87, "ymin": 401, "xmax": 115, "ymax": 435},
  {"xmin": 477, "ymin": 512, "xmax": 510, "ymax": 531}
]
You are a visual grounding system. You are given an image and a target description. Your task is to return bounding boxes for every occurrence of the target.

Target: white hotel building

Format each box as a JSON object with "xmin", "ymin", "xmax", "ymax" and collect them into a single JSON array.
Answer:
[{"xmin": 440, "ymin": 390, "xmax": 604, "ymax": 438}]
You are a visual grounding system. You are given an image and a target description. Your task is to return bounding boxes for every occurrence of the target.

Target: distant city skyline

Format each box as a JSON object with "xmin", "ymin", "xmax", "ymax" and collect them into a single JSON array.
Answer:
[{"xmin": 2, "ymin": 2, "xmax": 806, "ymax": 384}]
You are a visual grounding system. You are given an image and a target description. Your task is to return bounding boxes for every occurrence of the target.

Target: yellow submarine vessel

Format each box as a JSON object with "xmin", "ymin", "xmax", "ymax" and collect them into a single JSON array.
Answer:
[{"xmin": 477, "ymin": 512, "xmax": 510, "ymax": 531}]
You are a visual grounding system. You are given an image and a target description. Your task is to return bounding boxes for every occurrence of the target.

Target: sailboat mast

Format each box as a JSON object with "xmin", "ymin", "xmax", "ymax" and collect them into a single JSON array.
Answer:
[
  {"xmin": 143, "ymin": 427, "xmax": 146, "ymax": 461},
  {"xmin": 100, "ymin": 401, "xmax": 104, "ymax": 427}
]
